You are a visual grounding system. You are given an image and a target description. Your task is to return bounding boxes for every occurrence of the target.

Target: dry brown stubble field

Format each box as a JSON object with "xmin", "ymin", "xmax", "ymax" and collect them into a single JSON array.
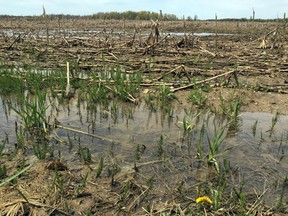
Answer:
[
  {"xmin": 0, "ymin": 18, "xmax": 288, "ymax": 114},
  {"xmin": 0, "ymin": 17, "xmax": 288, "ymax": 215}
]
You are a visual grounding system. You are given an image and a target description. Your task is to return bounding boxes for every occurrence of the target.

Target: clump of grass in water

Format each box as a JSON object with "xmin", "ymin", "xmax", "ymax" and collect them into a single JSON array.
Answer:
[
  {"xmin": 206, "ymin": 123, "xmax": 232, "ymax": 173},
  {"xmin": 77, "ymin": 145, "xmax": 92, "ymax": 164},
  {"xmin": 0, "ymin": 133, "xmax": 8, "ymax": 156},
  {"xmin": 269, "ymin": 112, "xmax": 279, "ymax": 137},
  {"xmin": 157, "ymin": 135, "xmax": 164, "ymax": 158},
  {"xmin": 157, "ymin": 84, "xmax": 177, "ymax": 109},
  {"xmin": 211, "ymin": 92, "xmax": 242, "ymax": 132},
  {"xmin": 135, "ymin": 144, "xmax": 146, "ymax": 160},
  {"xmin": 0, "ymin": 69, "xmax": 24, "ymax": 96},
  {"xmin": 181, "ymin": 112, "xmax": 201, "ymax": 139},
  {"xmin": 251, "ymin": 120, "xmax": 258, "ymax": 137},
  {"xmin": 11, "ymin": 88, "xmax": 49, "ymax": 136}
]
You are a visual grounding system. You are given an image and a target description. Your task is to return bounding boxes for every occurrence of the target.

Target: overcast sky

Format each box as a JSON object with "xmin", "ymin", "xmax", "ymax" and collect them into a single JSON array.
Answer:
[{"xmin": 1, "ymin": 0, "xmax": 287, "ymax": 19}]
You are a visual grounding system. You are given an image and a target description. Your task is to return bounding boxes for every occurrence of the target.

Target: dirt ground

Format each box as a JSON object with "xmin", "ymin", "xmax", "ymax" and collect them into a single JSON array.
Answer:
[
  {"xmin": 0, "ymin": 17, "xmax": 288, "ymax": 215},
  {"xmin": 0, "ymin": 18, "xmax": 288, "ymax": 114}
]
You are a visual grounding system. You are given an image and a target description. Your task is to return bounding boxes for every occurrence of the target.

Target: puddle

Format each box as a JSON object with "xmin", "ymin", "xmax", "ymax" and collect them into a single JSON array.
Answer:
[
  {"xmin": 0, "ymin": 94, "xmax": 287, "ymax": 204},
  {"xmin": 1, "ymin": 28, "xmax": 232, "ymax": 39}
]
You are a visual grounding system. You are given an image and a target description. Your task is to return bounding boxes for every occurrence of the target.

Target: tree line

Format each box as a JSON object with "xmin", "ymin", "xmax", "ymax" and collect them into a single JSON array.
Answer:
[{"xmin": 0, "ymin": 11, "xmax": 178, "ymax": 21}]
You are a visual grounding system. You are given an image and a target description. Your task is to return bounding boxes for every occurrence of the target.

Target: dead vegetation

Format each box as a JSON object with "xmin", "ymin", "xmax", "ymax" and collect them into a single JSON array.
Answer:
[{"xmin": 0, "ymin": 18, "xmax": 288, "ymax": 215}]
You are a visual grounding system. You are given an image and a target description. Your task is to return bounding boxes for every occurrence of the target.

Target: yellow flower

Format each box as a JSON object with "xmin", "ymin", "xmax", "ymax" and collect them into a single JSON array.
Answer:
[{"xmin": 196, "ymin": 196, "xmax": 213, "ymax": 205}]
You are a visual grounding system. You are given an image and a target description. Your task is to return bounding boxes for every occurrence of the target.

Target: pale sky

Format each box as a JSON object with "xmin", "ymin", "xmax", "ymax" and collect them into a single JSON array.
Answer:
[{"xmin": 0, "ymin": 0, "xmax": 287, "ymax": 20}]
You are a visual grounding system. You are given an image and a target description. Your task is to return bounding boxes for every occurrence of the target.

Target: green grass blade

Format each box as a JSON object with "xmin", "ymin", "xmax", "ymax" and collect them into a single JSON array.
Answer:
[{"xmin": 0, "ymin": 163, "xmax": 34, "ymax": 187}]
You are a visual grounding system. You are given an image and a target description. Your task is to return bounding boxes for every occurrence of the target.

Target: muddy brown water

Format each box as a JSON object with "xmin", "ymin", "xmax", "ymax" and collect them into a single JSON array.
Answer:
[{"xmin": 1, "ymin": 94, "xmax": 287, "ymax": 205}]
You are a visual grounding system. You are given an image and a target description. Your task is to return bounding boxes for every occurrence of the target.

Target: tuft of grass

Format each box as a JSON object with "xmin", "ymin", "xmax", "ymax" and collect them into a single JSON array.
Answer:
[
  {"xmin": 50, "ymin": 166, "xmax": 65, "ymax": 201},
  {"xmin": 188, "ymin": 85, "xmax": 208, "ymax": 108},
  {"xmin": 251, "ymin": 120, "xmax": 258, "ymax": 137},
  {"xmin": 269, "ymin": 112, "xmax": 279, "ymax": 136},
  {"xmin": 0, "ymin": 165, "xmax": 7, "ymax": 180},
  {"xmin": 10, "ymin": 88, "xmax": 49, "ymax": 136},
  {"xmin": 0, "ymin": 163, "xmax": 34, "ymax": 187},
  {"xmin": 157, "ymin": 135, "xmax": 164, "ymax": 158},
  {"xmin": 78, "ymin": 145, "xmax": 92, "ymax": 164},
  {"xmin": 96, "ymin": 156, "xmax": 104, "ymax": 178},
  {"xmin": 33, "ymin": 140, "xmax": 48, "ymax": 160},
  {"xmin": 207, "ymin": 123, "xmax": 232, "ymax": 173},
  {"xmin": 157, "ymin": 84, "xmax": 177, "ymax": 107},
  {"xmin": 0, "ymin": 133, "xmax": 8, "ymax": 156}
]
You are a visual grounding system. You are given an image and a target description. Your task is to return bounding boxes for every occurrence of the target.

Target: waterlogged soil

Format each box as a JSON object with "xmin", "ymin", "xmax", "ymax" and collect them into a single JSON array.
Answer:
[
  {"xmin": 0, "ymin": 18, "xmax": 288, "ymax": 114},
  {"xmin": 0, "ymin": 18, "xmax": 288, "ymax": 215}
]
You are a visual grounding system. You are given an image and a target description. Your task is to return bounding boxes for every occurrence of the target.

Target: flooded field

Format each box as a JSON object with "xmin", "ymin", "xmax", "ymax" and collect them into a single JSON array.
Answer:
[{"xmin": 0, "ymin": 18, "xmax": 288, "ymax": 215}]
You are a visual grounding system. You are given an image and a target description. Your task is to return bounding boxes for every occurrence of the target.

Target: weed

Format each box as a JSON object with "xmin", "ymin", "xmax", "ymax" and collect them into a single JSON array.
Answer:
[
  {"xmin": 188, "ymin": 85, "xmax": 208, "ymax": 108},
  {"xmin": 196, "ymin": 123, "xmax": 205, "ymax": 159},
  {"xmin": 15, "ymin": 128, "xmax": 26, "ymax": 149},
  {"xmin": 275, "ymin": 176, "xmax": 288, "ymax": 211},
  {"xmin": 75, "ymin": 172, "xmax": 89, "ymax": 195},
  {"xmin": 251, "ymin": 120, "xmax": 258, "ymax": 137},
  {"xmin": 0, "ymin": 69, "xmax": 24, "ymax": 96},
  {"xmin": 109, "ymin": 142, "xmax": 115, "ymax": 157},
  {"xmin": 269, "ymin": 112, "xmax": 279, "ymax": 136},
  {"xmin": 108, "ymin": 163, "xmax": 121, "ymax": 186},
  {"xmin": 96, "ymin": 156, "xmax": 104, "ymax": 178},
  {"xmin": 233, "ymin": 176, "xmax": 247, "ymax": 214},
  {"xmin": 11, "ymin": 89, "xmax": 49, "ymax": 135},
  {"xmin": 78, "ymin": 145, "xmax": 92, "ymax": 164},
  {"xmin": 0, "ymin": 165, "xmax": 7, "ymax": 179},
  {"xmin": 0, "ymin": 163, "xmax": 34, "ymax": 187},
  {"xmin": 33, "ymin": 140, "xmax": 48, "ymax": 160},
  {"xmin": 207, "ymin": 123, "xmax": 231, "ymax": 173},
  {"xmin": 67, "ymin": 133, "xmax": 74, "ymax": 151},
  {"xmin": 51, "ymin": 166, "xmax": 65, "ymax": 200},
  {"xmin": 0, "ymin": 133, "xmax": 8, "ymax": 156},
  {"xmin": 157, "ymin": 135, "xmax": 164, "ymax": 158},
  {"xmin": 183, "ymin": 116, "xmax": 193, "ymax": 134},
  {"xmin": 157, "ymin": 84, "xmax": 177, "ymax": 108},
  {"xmin": 144, "ymin": 92, "xmax": 158, "ymax": 111},
  {"xmin": 111, "ymin": 102, "xmax": 118, "ymax": 123}
]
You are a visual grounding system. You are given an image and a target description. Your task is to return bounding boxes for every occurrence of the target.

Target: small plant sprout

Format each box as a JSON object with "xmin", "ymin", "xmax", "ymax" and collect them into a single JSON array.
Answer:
[
  {"xmin": 78, "ymin": 145, "xmax": 92, "ymax": 164},
  {"xmin": 181, "ymin": 112, "xmax": 201, "ymax": 137},
  {"xmin": 96, "ymin": 156, "xmax": 104, "ymax": 178},
  {"xmin": 251, "ymin": 120, "xmax": 258, "ymax": 137},
  {"xmin": 207, "ymin": 123, "xmax": 232, "ymax": 173},
  {"xmin": 157, "ymin": 135, "xmax": 164, "ymax": 158},
  {"xmin": 188, "ymin": 86, "xmax": 208, "ymax": 108},
  {"xmin": 269, "ymin": 112, "xmax": 280, "ymax": 136}
]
